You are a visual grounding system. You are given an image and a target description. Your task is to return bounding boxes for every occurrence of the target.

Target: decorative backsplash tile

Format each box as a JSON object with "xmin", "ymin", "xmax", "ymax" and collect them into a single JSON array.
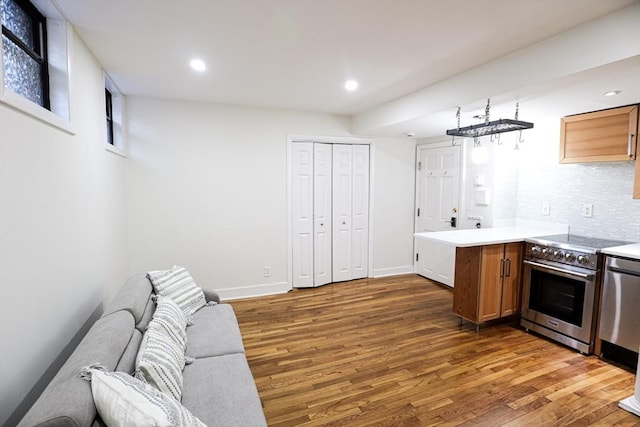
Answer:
[{"xmin": 516, "ymin": 161, "xmax": 639, "ymax": 242}]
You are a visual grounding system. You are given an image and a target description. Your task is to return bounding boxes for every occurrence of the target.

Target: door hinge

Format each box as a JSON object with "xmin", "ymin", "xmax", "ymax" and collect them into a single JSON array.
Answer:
[
  {"xmin": 416, "ymin": 253, "xmax": 419, "ymax": 262},
  {"xmin": 418, "ymin": 161, "xmax": 422, "ymax": 171},
  {"xmin": 417, "ymin": 208, "xmax": 420, "ymax": 217}
]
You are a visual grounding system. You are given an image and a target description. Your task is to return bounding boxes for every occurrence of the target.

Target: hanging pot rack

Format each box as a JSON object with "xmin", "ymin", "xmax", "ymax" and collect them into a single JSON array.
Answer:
[{"xmin": 446, "ymin": 99, "xmax": 534, "ymax": 140}]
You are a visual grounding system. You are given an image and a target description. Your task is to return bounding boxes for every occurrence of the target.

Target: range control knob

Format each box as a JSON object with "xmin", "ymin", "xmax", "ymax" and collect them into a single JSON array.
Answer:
[
  {"xmin": 542, "ymin": 248, "xmax": 552, "ymax": 257},
  {"xmin": 577, "ymin": 255, "xmax": 589, "ymax": 266},
  {"xmin": 552, "ymin": 250, "xmax": 564, "ymax": 260},
  {"xmin": 531, "ymin": 246, "xmax": 541, "ymax": 256},
  {"xmin": 565, "ymin": 252, "xmax": 576, "ymax": 263}
]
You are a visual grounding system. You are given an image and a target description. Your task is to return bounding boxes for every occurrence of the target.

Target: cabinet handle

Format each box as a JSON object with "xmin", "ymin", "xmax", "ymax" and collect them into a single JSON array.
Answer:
[
  {"xmin": 500, "ymin": 259, "xmax": 505, "ymax": 278},
  {"xmin": 506, "ymin": 258, "xmax": 511, "ymax": 277},
  {"xmin": 629, "ymin": 134, "xmax": 635, "ymax": 158}
]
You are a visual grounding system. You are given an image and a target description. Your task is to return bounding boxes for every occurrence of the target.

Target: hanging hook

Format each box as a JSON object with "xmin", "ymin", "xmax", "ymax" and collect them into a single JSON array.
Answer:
[
  {"xmin": 473, "ymin": 136, "xmax": 481, "ymax": 147},
  {"xmin": 451, "ymin": 135, "xmax": 457, "ymax": 146},
  {"xmin": 518, "ymin": 129, "xmax": 525, "ymax": 143}
]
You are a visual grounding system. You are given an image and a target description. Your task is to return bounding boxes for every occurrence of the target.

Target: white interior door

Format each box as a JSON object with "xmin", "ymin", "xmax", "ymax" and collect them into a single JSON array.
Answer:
[
  {"xmin": 292, "ymin": 143, "xmax": 314, "ymax": 287},
  {"xmin": 313, "ymin": 143, "xmax": 332, "ymax": 286},
  {"xmin": 333, "ymin": 144, "xmax": 353, "ymax": 282},
  {"xmin": 415, "ymin": 144, "xmax": 461, "ymax": 287},
  {"xmin": 351, "ymin": 145, "xmax": 369, "ymax": 279},
  {"xmin": 416, "ymin": 145, "xmax": 460, "ymax": 233}
]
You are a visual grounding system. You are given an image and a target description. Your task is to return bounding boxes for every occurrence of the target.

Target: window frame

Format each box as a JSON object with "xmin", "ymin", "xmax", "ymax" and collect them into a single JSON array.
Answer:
[
  {"xmin": 104, "ymin": 71, "xmax": 126, "ymax": 156},
  {"xmin": 1, "ymin": 0, "xmax": 50, "ymax": 109},
  {"xmin": 0, "ymin": 0, "xmax": 74, "ymax": 134}
]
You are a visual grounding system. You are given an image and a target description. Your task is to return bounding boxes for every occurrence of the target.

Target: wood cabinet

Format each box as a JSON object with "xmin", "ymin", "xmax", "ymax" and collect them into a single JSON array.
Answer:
[
  {"xmin": 560, "ymin": 105, "xmax": 638, "ymax": 164},
  {"xmin": 452, "ymin": 242, "xmax": 523, "ymax": 325}
]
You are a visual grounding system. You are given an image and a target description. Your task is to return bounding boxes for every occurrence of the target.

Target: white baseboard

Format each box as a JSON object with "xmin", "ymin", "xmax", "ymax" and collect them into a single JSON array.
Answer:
[
  {"xmin": 372, "ymin": 265, "xmax": 415, "ymax": 278},
  {"xmin": 217, "ymin": 281, "xmax": 291, "ymax": 301}
]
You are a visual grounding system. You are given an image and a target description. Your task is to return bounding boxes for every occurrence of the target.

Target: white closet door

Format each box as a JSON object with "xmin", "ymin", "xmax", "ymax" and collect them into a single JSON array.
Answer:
[
  {"xmin": 313, "ymin": 143, "xmax": 332, "ymax": 286},
  {"xmin": 292, "ymin": 143, "xmax": 314, "ymax": 287},
  {"xmin": 351, "ymin": 145, "xmax": 369, "ymax": 279},
  {"xmin": 332, "ymin": 144, "xmax": 353, "ymax": 282}
]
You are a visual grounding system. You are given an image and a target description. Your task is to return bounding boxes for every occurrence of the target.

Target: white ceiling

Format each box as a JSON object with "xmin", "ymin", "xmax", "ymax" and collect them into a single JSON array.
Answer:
[{"xmin": 54, "ymin": 0, "xmax": 640, "ymax": 138}]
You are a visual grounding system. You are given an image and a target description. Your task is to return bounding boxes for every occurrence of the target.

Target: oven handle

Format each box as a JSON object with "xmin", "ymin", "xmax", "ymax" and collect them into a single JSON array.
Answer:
[{"xmin": 523, "ymin": 260, "xmax": 594, "ymax": 280}]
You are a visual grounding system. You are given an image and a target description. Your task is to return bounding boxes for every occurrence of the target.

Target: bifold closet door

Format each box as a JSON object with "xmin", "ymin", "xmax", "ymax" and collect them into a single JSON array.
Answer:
[
  {"xmin": 313, "ymin": 143, "xmax": 332, "ymax": 287},
  {"xmin": 351, "ymin": 145, "xmax": 370, "ymax": 279},
  {"xmin": 332, "ymin": 144, "xmax": 370, "ymax": 282},
  {"xmin": 292, "ymin": 143, "xmax": 314, "ymax": 287},
  {"xmin": 292, "ymin": 142, "xmax": 369, "ymax": 288}
]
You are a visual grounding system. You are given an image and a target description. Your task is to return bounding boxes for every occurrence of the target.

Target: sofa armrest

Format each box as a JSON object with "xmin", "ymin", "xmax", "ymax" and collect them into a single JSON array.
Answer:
[{"xmin": 202, "ymin": 289, "xmax": 221, "ymax": 304}]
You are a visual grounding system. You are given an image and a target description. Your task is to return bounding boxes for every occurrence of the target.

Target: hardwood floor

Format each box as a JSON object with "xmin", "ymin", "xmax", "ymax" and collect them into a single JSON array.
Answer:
[{"xmin": 230, "ymin": 274, "xmax": 639, "ymax": 426}]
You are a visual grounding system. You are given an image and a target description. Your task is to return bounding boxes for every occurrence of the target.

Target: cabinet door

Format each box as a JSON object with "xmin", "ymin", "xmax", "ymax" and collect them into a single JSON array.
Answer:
[
  {"xmin": 560, "ymin": 105, "xmax": 638, "ymax": 163},
  {"xmin": 501, "ymin": 243, "xmax": 523, "ymax": 317},
  {"xmin": 453, "ymin": 246, "xmax": 482, "ymax": 322},
  {"xmin": 478, "ymin": 245, "xmax": 504, "ymax": 322}
]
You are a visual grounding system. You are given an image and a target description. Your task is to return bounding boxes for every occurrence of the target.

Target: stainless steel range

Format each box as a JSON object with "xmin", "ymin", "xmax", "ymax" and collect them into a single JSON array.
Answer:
[{"xmin": 520, "ymin": 234, "xmax": 626, "ymax": 354}]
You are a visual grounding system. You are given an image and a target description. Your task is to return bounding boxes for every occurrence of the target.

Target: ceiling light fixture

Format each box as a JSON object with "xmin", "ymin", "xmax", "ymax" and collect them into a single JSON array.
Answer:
[
  {"xmin": 344, "ymin": 80, "xmax": 358, "ymax": 91},
  {"xmin": 603, "ymin": 90, "xmax": 621, "ymax": 97},
  {"xmin": 190, "ymin": 58, "xmax": 207, "ymax": 72}
]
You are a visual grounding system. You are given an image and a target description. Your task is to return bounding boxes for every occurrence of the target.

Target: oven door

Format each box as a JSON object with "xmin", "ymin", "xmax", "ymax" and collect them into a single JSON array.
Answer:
[{"xmin": 521, "ymin": 260, "xmax": 597, "ymax": 344}]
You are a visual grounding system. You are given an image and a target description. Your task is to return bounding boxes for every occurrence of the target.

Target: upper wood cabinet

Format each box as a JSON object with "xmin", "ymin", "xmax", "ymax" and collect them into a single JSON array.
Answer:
[
  {"xmin": 560, "ymin": 105, "xmax": 638, "ymax": 164},
  {"xmin": 452, "ymin": 242, "xmax": 523, "ymax": 325}
]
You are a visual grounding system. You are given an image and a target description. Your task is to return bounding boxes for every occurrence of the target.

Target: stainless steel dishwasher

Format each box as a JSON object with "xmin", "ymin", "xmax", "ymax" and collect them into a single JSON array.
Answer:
[{"xmin": 599, "ymin": 256, "xmax": 640, "ymax": 356}]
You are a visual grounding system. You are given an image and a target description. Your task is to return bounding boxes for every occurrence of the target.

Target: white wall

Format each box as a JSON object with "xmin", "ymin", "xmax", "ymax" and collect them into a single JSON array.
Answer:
[
  {"xmin": 125, "ymin": 97, "xmax": 416, "ymax": 298},
  {"xmin": 371, "ymin": 137, "xmax": 416, "ymax": 277},
  {"xmin": 0, "ymin": 32, "xmax": 128, "ymax": 425}
]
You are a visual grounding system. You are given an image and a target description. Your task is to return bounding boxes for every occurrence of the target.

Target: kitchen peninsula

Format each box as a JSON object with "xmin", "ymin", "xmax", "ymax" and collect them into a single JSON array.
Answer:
[{"xmin": 415, "ymin": 223, "xmax": 569, "ymax": 330}]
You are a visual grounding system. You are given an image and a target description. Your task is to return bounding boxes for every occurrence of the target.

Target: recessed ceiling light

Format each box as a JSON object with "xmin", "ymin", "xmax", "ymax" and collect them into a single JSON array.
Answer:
[
  {"xmin": 344, "ymin": 80, "xmax": 358, "ymax": 91},
  {"xmin": 603, "ymin": 90, "xmax": 621, "ymax": 97},
  {"xmin": 190, "ymin": 58, "xmax": 206, "ymax": 72}
]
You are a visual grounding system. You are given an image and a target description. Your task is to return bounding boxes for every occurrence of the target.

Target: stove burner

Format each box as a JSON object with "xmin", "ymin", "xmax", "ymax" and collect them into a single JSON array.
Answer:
[{"xmin": 524, "ymin": 234, "xmax": 627, "ymax": 270}]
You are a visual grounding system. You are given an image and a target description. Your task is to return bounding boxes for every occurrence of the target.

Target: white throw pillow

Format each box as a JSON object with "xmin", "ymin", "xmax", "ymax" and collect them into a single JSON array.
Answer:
[
  {"xmin": 136, "ymin": 325, "xmax": 185, "ymax": 402},
  {"xmin": 147, "ymin": 266, "xmax": 207, "ymax": 317},
  {"xmin": 150, "ymin": 295, "xmax": 189, "ymax": 352},
  {"xmin": 82, "ymin": 366, "xmax": 205, "ymax": 427}
]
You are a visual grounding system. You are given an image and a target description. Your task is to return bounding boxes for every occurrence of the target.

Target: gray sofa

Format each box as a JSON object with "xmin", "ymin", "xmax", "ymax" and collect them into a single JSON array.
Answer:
[{"xmin": 18, "ymin": 274, "xmax": 267, "ymax": 427}]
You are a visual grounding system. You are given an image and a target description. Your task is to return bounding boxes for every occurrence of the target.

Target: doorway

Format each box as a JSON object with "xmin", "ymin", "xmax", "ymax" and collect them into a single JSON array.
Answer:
[{"xmin": 414, "ymin": 143, "xmax": 461, "ymax": 287}]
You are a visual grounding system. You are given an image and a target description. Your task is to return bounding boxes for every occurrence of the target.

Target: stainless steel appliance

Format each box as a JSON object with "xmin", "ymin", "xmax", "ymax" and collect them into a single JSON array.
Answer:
[
  {"xmin": 520, "ymin": 234, "xmax": 626, "ymax": 354},
  {"xmin": 599, "ymin": 256, "xmax": 640, "ymax": 356}
]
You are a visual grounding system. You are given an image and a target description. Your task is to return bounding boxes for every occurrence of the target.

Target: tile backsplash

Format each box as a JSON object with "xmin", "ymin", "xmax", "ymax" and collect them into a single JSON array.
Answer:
[{"xmin": 516, "ymin": 161, "xmax": 639, "ymax": 242}]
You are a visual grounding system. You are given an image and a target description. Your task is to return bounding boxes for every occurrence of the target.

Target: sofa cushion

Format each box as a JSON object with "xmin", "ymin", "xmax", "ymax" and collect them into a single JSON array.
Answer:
[
  {"xmin": 102, "ymin": 273, "xmax": 154, "ymax": 332},
  {"xmin": 182, "ymin": 354, "xmax": 267, "ymax": 427},
  {"xmin": 114, "ymin": 329, "xmax": 143, "ymax": 375},
  {"xmin": 147, "ymin": 266, "xmax": 206, "ymax": 317},
  {"xmin": 186, "ymin": 304, "xmax": 246, "ymax": 358},
  {"xmin": 18, "ymin": 311, "xmax": 136, "ymax": 427},
  {"xmin": 85, "ymin": 367, "xmax": 205, "ymax": 427}
]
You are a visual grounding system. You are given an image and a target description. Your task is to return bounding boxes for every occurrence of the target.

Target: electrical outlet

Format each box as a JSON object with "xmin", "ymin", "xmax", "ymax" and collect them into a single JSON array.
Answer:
[
  {"xmin": 263, "ymin": 266, "xmax": 271, "ymax": 277},
  {"xmin": 582, "ymin": 204, "xmax": 593, "ymax": 218},
  {"xmin": 542, "ymin": 202, "xmax": 550, "ymax": 216}
]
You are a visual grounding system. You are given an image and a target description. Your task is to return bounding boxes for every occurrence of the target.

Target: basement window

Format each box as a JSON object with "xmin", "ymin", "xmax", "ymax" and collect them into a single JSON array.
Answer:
[
  {"xmin": 1, "ymin": 0, "xmax": 48, "ymax": 107},
  {"xmin": 0, "ymin": 0, "xmax": 72, "ymax": 133},
  {"xmin": 104, "ymin": 72, "xmax": 126, "ymax": 156}
]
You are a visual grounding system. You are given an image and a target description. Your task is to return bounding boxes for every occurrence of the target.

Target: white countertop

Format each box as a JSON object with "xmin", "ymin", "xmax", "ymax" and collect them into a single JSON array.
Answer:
[
  {"xmin": 414, "ymin": 223, "xmax": 569, "ymax": 247},
  {"xmin": 601, "ymin": 243, "xmax": 640, "ymax": 261}
]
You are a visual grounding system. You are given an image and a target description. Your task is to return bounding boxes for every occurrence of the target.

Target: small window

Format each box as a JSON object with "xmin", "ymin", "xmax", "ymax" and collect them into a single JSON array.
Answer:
[
  {"xmin": 105, "ymin": 88, "xmax": 114, "ymax": 145},
  {"xmin": 1, "ymin": 0, "xmax": 49, "ymax": 109},
  {"xmin": 104, "ymin": 72, "xmax": 126, "ymax": 156}
]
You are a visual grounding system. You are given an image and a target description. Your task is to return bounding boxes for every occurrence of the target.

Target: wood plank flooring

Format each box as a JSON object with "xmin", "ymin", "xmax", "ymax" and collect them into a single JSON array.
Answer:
[{"xmin": 230, "ymin": 274, "xmax": 639, "ymax": 426}]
